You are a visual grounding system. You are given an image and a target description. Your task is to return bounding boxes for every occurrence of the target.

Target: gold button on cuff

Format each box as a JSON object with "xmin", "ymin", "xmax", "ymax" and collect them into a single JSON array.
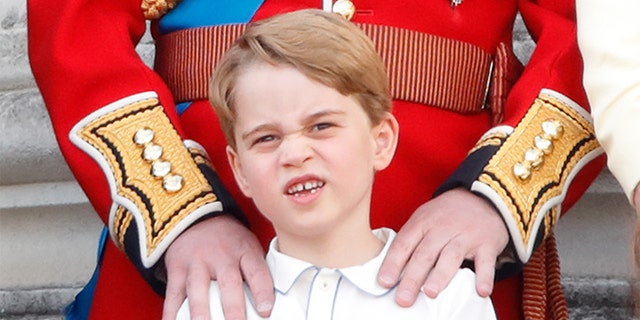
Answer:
[
  {"xmin": 151, "ymin": 160, "xmax": 172, "ymax": 178},
  {"xmin": 134, "ymin": 128, "xmax": 155, "ymax": 145},
  {"xmin": 514, "ymin": 162, "xmax": 531, "ymax": 180},
  {"xmin": 143, "ymin": 143, "xmax": 163, "ymax": 161},
  {"xmin": 534, "ymin": 135, "xmax": 553, "ymax": 154},
  {"xmin": 542, "ymin": 120, "xmax": 564, "ymax": 140},
  {"xmin": 524, "ymin": 148, "xmax": 544, "ymax": 169},
  {"xmin": 163, "ymin": 174, "xmax": 184, "ymax": 192}
]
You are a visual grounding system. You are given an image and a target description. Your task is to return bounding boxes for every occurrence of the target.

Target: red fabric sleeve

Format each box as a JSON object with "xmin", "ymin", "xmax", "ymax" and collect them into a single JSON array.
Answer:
[
  {"xmin": 28, "ymin": 0, "xmax": 237, "ymax": 294},
  {"xmin": 435, "ymin": 0, "xmax": 605, "ymax": 263},
  {"xmin": 510, "ymin": 0, "xmax": 605, "ymax": 213},
  {"xmin": 28, "ymin": 0, "xmax": 180, "ymax": 223}
]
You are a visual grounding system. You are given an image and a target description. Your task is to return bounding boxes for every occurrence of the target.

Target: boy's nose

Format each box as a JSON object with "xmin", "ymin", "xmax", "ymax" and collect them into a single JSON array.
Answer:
[{"xmin": 279, "ymin": 135, "xmax": 313, "ymax": 167}]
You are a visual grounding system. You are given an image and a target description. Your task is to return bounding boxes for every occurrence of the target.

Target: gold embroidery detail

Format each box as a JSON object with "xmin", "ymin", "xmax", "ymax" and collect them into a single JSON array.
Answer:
[
  {"xmin": 543, "ymin": 206, "xmax": 560, "ymax": 239},
  {"xmin": 478, "ymin": 93, "xmax": 600, "ymax": 247},
  {"xmin": 76, "ymin": 97, "xmax": 218, "ymax": 257},
  {"xmin": 141, "ymin": 0, "xmax": 180, "ymax": 20},
  {"xmin": 188, "ymin": 146, "xmax": 214, "ymax": 168},
  {"xmin": 469, "ymin": 130, "xmax": 509, "ymax": 154},
  {"xmin": 114, "ymin": 206, "xmax": 132, "ymax": 251}
]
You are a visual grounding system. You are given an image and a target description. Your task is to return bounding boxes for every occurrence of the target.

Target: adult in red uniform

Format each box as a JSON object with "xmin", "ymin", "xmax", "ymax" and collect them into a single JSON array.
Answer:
[{"xmin": 28, "ymin": 0, "xmax": 605, "ymax": 319}]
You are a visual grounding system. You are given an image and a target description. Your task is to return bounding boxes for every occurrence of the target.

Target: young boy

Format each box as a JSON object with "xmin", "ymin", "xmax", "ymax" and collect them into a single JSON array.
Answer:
[{"xmin": 178, "ymin": 9, "xmax": 496, "ymax": 319}]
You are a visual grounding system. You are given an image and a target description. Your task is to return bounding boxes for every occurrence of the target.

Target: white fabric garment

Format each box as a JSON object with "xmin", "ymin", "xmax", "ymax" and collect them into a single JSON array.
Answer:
[
  {"xmin": 176, "ymin": 228, "xmax": 496, "ymax": 319},
  {"xmin": 577, "ymin": 0, "xmax": 640, "ymax": 202}
]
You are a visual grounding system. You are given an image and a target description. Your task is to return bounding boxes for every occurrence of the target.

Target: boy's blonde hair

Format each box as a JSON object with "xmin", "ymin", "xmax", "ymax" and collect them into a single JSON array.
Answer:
[{"xmin": 209, "ymin": 9, "xmax": 391, "ymax": 149}]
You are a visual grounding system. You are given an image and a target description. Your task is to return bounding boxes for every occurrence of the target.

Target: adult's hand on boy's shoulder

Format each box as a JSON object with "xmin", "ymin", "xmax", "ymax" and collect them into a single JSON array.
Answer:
[
  {"xmin": 162, "ymin": 215, "xmax": 274, "ymax": 320},
  {"xmin": 377, "ymin": 188, "xmax": 508, "ymax": 307}
]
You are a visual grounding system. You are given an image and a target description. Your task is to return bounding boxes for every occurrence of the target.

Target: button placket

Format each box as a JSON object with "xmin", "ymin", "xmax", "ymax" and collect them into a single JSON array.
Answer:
[{"xmin": 307, "ymin": 269, "xmax": 340, "ymax": 320}]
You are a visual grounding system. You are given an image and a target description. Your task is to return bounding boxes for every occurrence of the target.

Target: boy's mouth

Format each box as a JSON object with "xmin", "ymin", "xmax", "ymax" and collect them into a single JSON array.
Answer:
[{"xmin": 286, "ymin": 180, "xmax": 325, "ymax": 196}]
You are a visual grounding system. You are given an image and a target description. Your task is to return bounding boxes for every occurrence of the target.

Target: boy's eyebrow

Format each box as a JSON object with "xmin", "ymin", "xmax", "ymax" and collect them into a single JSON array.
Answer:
[
  {"xmin": 240, "ymin": 123, "xmax": 274, "ymax": 141},
  {"xmin": 240, "ymin": 109, "xmax": 346, "ymax": 140},
  {"xmin": 305, "ymin": 109, "xmax": 346, "ymax": 122}
]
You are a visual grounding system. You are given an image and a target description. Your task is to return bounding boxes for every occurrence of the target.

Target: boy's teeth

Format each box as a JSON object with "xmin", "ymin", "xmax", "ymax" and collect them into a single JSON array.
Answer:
[{"xmin": 288, "ymin": 181, "xmax": 324, "ymax": 194}]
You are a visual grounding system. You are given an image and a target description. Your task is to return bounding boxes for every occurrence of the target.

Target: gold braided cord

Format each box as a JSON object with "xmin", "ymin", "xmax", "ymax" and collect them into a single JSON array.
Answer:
[
  {"xmin": 545, "ymin": 234, "xmax": 569, "ymax": 319},
  {"xmin": 523, "ymin": 244, "xmax": 546, "ymax": 319},
  {"xmin": 522, "ymin": 234, "xmax": 568, "ymax": 320}
]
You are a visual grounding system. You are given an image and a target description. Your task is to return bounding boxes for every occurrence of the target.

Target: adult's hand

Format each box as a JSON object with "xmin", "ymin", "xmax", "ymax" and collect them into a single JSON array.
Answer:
[
  {"xmin": 377, "ymin": 188, "xmax": 509, "ymax": 307},
  {"xmin": 162, "ymin": 215, "xmax": 274, "ymax": 320}
]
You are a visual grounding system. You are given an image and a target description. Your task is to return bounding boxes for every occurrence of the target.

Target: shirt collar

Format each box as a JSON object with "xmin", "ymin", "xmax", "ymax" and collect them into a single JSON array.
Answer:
[{"xmin": 266, "ymin": 228, "xmax": 397, "ymax": 296}]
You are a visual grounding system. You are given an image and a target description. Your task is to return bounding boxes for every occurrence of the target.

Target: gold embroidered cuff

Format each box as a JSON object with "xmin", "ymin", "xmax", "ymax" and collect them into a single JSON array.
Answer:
[
  {"xmin": 70, "ymin": 92, "xmax": 221, "ymax": 267},
  {"xmin": 471, "ymin": 89, "xmax": 603, "ymax": 262}
]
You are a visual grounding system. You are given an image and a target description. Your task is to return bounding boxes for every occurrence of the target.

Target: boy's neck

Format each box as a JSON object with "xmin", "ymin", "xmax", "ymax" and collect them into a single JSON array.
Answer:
[{"xmin": 275, "ymin": 222, "xmax": 384, "ymax": 269}]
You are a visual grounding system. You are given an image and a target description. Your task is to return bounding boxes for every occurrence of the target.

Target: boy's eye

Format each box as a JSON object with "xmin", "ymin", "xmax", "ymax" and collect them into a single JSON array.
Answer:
[
  {"xmin": 253, "ymin": 135, "xmax": 276, "ymax": 146},
  {"xmin": 312, "ymin": 122, "xmax": 334, "ymax": 131}
]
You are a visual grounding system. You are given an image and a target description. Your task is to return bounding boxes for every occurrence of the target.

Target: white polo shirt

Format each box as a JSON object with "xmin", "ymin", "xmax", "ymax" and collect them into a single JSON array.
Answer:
[{"xmin": 177, "ymin": 228, "xmax": 496, "ymax": 319}]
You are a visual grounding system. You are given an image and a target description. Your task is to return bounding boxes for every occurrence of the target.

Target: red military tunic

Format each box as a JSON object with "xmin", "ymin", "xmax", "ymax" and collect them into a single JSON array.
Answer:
[{"xmin": 28, "ymin": 0, "xmax": 605, "ymax": 319}]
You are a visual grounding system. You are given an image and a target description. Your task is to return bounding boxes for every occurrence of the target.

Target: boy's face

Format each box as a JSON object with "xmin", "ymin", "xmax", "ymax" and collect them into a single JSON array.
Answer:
[{"xmin": 226, "ymin": 63, "xmax": 397, "ymax": 241}]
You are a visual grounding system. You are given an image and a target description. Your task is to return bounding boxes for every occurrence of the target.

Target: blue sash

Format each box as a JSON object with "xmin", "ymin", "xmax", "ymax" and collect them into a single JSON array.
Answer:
[{"xmin": 64, "ymin": 227, "xmax": 108, "ymax": 320}]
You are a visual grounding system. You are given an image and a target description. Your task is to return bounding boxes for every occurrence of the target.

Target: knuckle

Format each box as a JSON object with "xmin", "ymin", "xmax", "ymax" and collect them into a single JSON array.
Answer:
[
  {"xmin": 401, "ymin": 276, "xmax": 424, "ymax": 292},
  {"xmin": 217, "ymin": 272, "xmax": 242, "ymax": 288},
  {"xmin": 245, "ymin": 265, "xmax": 271, "ymax": 282},
  {"xmin": 413, "ymin": 247, "xmax": 438, "ymax": 265},
  {"xmin": 164, "ymin": 285, "xmax": 183, "ymax": 299},
  {"xmin": 445, "ymin": 241, "xmax": 471, "ymax": 260},
  {"xmin": 391, "ymin": 236, "xmax": 415, "ymax": 253}
]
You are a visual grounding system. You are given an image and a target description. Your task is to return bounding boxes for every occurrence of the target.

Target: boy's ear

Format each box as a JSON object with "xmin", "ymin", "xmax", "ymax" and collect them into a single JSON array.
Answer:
[
  {"xmin": 373, "ymin": 112, "xmax": 399, "ymax": 171},
  {"xmin": 226, "ymin": 145, "xmax": 252, "ymax": 197}
]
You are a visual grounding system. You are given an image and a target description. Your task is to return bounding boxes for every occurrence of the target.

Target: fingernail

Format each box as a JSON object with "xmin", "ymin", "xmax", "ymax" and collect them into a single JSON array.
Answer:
[
  {"xmin": 256, "ymin": 301, "xmax": 273, "ymax": 313},
  {"xmin": 379, "ymin": 274, "xmax": 394, "ymax": 286},
  {"xmin": 478, "ymin": 284, "xmax": 491, "ymax": 296},
  {"xmin": 397, "ymin": 289, "xmax": 413, "ymax": 303},
  {"xmin": 422, "ymin": 285, "xmax": 438, "ymax": 298}
]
